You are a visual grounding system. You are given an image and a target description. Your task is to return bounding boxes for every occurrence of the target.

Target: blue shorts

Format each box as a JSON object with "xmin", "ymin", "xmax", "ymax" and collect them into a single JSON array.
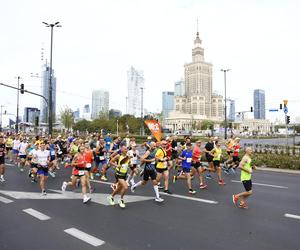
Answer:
[
  {"xmin": 95, "ymin": 160, "xmax": 107, "ymax": 167},
  {"xmin": 37, "ymin": 167, "xmax": 49, "ymax": 176},
  {"xmin": 13, "ymin": 149, "xmax": 19, "ymax": 154},
  {"xmin": 182, "ymin": 167, "xmax": 191, "ymax": 173}
]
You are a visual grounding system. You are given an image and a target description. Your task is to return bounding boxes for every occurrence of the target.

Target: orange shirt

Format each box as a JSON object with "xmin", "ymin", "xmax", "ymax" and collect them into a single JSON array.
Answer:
[
  {"xmin": 192, "ymin": 145, "xmax": 201, "ymax": 162},
  {"xmin": 84, "ymin": 150, "xmax": 93, "ymax": 164}
]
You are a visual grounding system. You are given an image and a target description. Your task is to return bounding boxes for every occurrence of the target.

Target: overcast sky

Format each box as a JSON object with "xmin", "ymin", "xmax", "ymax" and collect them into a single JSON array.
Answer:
[{"xmin": 1, "ymin": 0, "xmax": 300, "ymax": 125}]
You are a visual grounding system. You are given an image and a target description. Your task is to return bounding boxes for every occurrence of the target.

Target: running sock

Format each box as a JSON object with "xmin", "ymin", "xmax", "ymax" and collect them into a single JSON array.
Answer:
[
  {"xmin": 153, "ymin": 185, "xmax": 160, "ymax": 199},
  {"xmin": 134, "ymin": 181, "xmax": 142, "ymax": 188}
]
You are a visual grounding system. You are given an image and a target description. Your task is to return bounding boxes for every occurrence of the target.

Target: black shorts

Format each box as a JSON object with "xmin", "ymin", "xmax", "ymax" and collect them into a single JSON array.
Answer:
[
  {"xmin": 19, "ymin": 155, "xmax": 27, "ymax": 159},
  {"xmin": 206, "ymin": 155, "xmax": 213, "ymax": 163},
  {"xmin": 130, "ymin": 164, "xmax": 137, "ymax": 170},
  {"xmin": 242, "ymin": 180, "xmax": 252, "ymax": 192},
  {"xmin": 143, "ymin": 165, "xmax": 157, "ymax": 181},
  {"xmin": 0, "ymin": 157, "xmax": 5, "ymax": 165},
  {"xmin": 115, "ymin": 173, "xmax": 127, "ymax": 181},
  {"xmin": 171, "ymin": 153, "xmax": 178, "ymax": 160},
  {"xmin": 31, "ymin": 163, "xmax": 38, "ymax": 168},
  {"xmin": 213, "ymin": 160, "xmax": 220, "ymax": 167},
  {"xmin": 192, "ymin": 161, "xmax": 202, "ymax": 169},
  {"xmin": 233, "ymin": 156, "xmax": 240, "ymax": 163},
  {"xmin": 6, "ymin": 147, "xmax": 12, "ymax": 151},
  {"xmin": 156, "ymin": 167, "xmax": 168, "ymax": 173}
]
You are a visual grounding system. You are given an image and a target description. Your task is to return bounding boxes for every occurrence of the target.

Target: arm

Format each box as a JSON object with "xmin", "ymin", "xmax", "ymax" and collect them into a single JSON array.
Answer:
[
  {"xmin": 109, "ymin": 154, "xmax": 120, "ymax": 168},
  {"xmin": 141, "ymin": 151, "xmax": 153, "ymax": 163},
  {"xmin": 238, "ymin": 158, "xmax": 252, "ymax": 174}
]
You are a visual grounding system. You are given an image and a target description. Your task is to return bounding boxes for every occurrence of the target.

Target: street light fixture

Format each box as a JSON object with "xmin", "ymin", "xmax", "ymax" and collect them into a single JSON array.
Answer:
[
  {"xmin": 43, "ymin": 21, "xmax": 61, "ymax": 136},
  {"xmin": 221, "ymin": 69, "xmax": 231, "ymax": 140}
]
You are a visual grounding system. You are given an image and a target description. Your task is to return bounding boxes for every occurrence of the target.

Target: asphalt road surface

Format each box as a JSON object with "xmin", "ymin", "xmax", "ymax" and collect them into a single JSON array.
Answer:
[{"xmin": 0, "ymin": 162, "xmax": 299, "ymax": 250}]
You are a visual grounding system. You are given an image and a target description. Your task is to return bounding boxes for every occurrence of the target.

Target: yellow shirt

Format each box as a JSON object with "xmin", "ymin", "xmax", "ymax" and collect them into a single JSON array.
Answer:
[
  {"xmin": 155, "ymin": 148, "xmax": 167, "ymax": 169},
  {"xmin": 5, "ymin": 138, "xmax": 13, "ymax": 147}
]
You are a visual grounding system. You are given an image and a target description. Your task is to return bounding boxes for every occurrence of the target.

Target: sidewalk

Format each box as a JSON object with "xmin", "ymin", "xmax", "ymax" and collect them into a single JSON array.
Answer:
[{"xmin": 256, "ymin": 166, "xmax": 300, "ymax": 175}]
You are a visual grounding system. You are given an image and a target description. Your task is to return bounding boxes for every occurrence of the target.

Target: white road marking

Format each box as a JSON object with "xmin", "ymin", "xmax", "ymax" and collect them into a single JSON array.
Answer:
[
  {"xmin": 64, "ymin": 228, "xmax": 105, "ymax": 247},
  {"xmin": 0, "ymin": 195, "xmax": 13, "ymax": 203},
  {"xmin": 6, "ymin": 163, "xmax": 14, "ymax": 166},
  {"xmin": 160, "ymin": 192, "xmax": 218, "ymax": 204},
  {"xmin": 90, "ymin": 179, "xmax": 114, "ymax": 185},
  {"xmin": 231, "ymin": 180, "xmax": 288, "ymax": 189},
  {"xmin": 284, "ymin": 213, "xmax": 300, "ymax": 220},
  {"xmin": 23, "ymin": 208, "xmax": 51, "ymax": 220}
]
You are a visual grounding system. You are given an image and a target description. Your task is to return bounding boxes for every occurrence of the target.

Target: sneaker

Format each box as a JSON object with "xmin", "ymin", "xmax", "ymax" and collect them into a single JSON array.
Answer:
[
  {"xmin": 90, "ymin": 174, "xmax": 94, "ymax": 180},
  {"xmin": 232, "ymin": 195, "xmax": 238, "ymax": 206},
  {"xmin": 158, "ymin": 184, "xmax": 164, "ymax": 190},
  {"xmin": 164, "ymin": 190, "xmax": 172, "ymax": 195},
  {"xmin": 189, "ymin": 189, "xmax": 196, "ymax": 194},
  {"xmin": 130, "ymin": 185, "xmax": 136, "ymax": 193},
  {"xmin": 20, "ymin": 168, "xmax": 24, "ymax": 172},
  {"xmin": 173, "ymin": 175, "xmax": 177, "ymax": 183},
  {"xmin": 218, "ymin": 179, "xmax": 226, "ymax": 185},
  {"xmin": 107, "ymin": 196, "xmax": 115, "ymax": 206},
  {"xmin": 200, "ymin": 184, "xmax": 208, "ymax": 189},
  {"xmin": 28, "ymin": 170, "xmax": 32, "ymax": 178},
  {"xmin": 83, "ymin": 196, "xmax": 91, "ymax": 203},
  {"xmin": 49, "ymin": 171, "xmax": 55, "ymax": 178},
  {"xmin": 61, "ymin": 181, "xmax": 67, "ymax": 191},
  {"xmin": 42, "ymin": 190, "xmax": 47, "ymax": 196},
  {"xmin": 100, "ymin": 175, "xmax": 108, "ymax": 181},
  {"xmin": 238, "ymin": 203, "xmax": 248, "ymax": 209},
  {"xmin": 118, "ymin": 199, "xmax": 126, "ymax": 208},
  {"xmin": 205, "ymin": 174, "xmax": 212, "ymax": 179},
  {"xmin": 155, "ymin": 197, "xmax": 164, "ymax": 203},
  {"xmin": 0, "ymin": 176, "xmax": 5, "ymax": 182}
]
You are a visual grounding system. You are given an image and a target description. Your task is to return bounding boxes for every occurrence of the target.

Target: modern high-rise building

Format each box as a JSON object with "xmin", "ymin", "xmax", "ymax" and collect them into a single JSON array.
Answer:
[
  {"xmin": 82, "ymin": 104, "xmax": 91, "ymax": 120},
  {"xmin": 23, "ymin": 107, "xmax": 40, "ymax": 124},
  {"xmin": 91, "ymin": 90, "xmax": 109, "ymax": 119},
  {"xmin": 228, "ymin": 99, "xmax": 236, "ymax": 121},
  {"xmin": 127, "ymin": 66, "xmax": 144, "ymax": 117},
  {"xmin": 162, "ymin": 91, "xmax": 174, "ymax": 118},
  {"xmin": 40, "ymin": 63, "xmax": 56, "ymax": 123},
  {"xmin": 174, "ymin": 80, "xmax": 185, "ymax": 96},
  {"xmin": 254, "ymin": 89, "xmax": 265, "ymax": 119},
  {"xmin": 73, "ymin": 108, "xmax": 80, "ymax": 120}
]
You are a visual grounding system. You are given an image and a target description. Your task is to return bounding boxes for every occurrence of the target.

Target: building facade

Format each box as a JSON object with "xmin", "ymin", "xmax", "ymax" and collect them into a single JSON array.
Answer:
[
  {"xmin": 91, "ymin": 90, "xmax": 109, "ymax": 119},
  {"xmin": 228, "ymin": 99, "xmax": 236, "ymax": 121},
  {"xmin": 254, "ymin": 89, "xmax": 265, "ymax": 119},
  {"xmin": 127, "ymin": 66, "xmax": 144, "ymax": 117},
  {"xmin": 174, "ymin": 80, "xmax": 185, "ymax": 96},
  {"xmin": 162, "ymin": 91, "xmax": 174, "ymax": 118},
  {"xmin": 23, "ymin": 107, "xmax": 40, "ymax": 124},
  {"xmin": 40, "ymin": 63, "xmax": 56, "ymax": 123}
]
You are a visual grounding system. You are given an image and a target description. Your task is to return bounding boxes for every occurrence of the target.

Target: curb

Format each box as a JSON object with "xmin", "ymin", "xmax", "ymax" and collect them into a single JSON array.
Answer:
[{"xmin": 256, "ymin": 167, "xmax": 300, "ymax": 175}]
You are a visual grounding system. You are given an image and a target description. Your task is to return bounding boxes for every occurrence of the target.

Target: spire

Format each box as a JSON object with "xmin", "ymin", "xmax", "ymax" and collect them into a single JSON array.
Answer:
[
  {"xmin": 196, "ymin": 18, "xmax": 199, "ymax": 38},
  {"xmin": 194, "ymin": 18, "xmax": 202, "ymax": 45}
]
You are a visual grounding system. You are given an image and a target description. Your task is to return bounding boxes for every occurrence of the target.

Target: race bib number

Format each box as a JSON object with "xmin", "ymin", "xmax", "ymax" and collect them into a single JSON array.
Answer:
[
  {"xmin": 186, "ymin": 158, "xmax": 192, "ymax": 163},
  {"xmin": 132, "ymin": 158, "xmax": 137, "ymax": 164},
  {"xmin": 175, "ymin": 147, "xmax": 178, "ymax": 151},
  {"xmin": 86, "ymin": 163, "xmax": 92, "ymax": 168},
  {"xmin": 78, "ymin": 170, "xmax": 85, "ymax": 175},
  {"xmin": 121, "ymin": 164, "xmax": 128, "ymax": 172},
  {"xmin": 99, "ymin": 156, "xmax": 105, "ymax": 161},
  {"xmin": 50, "ymin": 151, "xmax": 55, "ymax": 156},
  {"xmin": 151, "ymin": 161, "xmax": 156, "ymax": 165}
]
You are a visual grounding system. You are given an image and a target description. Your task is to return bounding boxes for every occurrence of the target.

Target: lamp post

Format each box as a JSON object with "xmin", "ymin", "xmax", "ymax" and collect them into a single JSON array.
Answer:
[
  {"xmin": 221, "ymin": 69, "xmax": 230, "ymax": 140},
  {"xmin": 16, "ymin": 76, "xmax": 21, "ymax": 133},
  {"xmin": 43, "ymin": 21, "xmax": 61, "ymax": 135},
  {"xmin": 140, "ymin": 87, "xmax": 144, "ymax": 136},
  {"xmin": 0, "ymin": 105, "xmax": 4, "ymax": 131}
]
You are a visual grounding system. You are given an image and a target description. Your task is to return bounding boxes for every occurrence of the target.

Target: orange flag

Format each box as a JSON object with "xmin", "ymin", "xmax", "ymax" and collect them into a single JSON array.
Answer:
[{"xmin": 144, "ymin": 120, "xmax": 163, "ymax": 142}]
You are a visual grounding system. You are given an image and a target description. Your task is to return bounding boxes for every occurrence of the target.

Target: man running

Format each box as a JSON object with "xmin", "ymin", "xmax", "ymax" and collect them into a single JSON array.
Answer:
[
  {"xmin": 0, "ymin": 136, "xmax": 6, "ymax": 182},
  {"xmin": 126, "ymin": 143, "xmax": 140, "ymax": 186},
  {"xmin": 204, "ymin": 136, "xmax": 215, "ymax": 179},
  {"xmin": 210, "ymin": 142, "xmax": 225, "ymax": 185},
  {"xmin": 232, "ymin": 147, "xmax": 256, "ymax": 209},
  {"xmin": 191, "ymin": 140, "xmax": 207, "ymax": 189},
  {"xmin": 131, "ymin": 141, "xmax": 164, "ymax": 202}
]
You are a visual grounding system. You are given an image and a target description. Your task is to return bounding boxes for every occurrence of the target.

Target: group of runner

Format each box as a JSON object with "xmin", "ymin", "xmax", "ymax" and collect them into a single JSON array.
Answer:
[{"xmin": 0, "ymin": 132, "xmax": 255, "ymax": 209}]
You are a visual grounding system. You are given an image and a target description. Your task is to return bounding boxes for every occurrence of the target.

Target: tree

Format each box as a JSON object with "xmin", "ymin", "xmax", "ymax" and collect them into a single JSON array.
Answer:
[
  {"xmin": 200, "ymin": 120, "xmax": 214, "ymax": 130},
  {"xmin": 60, "ymin": 107, "xmax": 74, "ymax": 131}
]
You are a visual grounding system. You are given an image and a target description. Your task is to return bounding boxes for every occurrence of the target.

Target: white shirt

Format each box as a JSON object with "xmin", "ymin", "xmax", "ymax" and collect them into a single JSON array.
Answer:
[
  {"xmin": 128, "ymin": 149, "xmax": 139, "ymax": 165},
  {"xmin": 19, "ymin": 142, "xmax": 28, "ymax": 155},
  {"xmin": 13, "ymin": 139, "xmax": 20, "ymax": 150},
  {"xmin": 34, "ymin": 149, "xmax": 50, "ymax": 167}
]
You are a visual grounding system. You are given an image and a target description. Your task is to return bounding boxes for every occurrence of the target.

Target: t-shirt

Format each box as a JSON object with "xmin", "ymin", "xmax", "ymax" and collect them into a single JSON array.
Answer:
[
  {"xmin": 205, "ymin": 142, "xmax": 214, "ymax": 158},
  {"xmin": 155, "ymin": 148, "xmax": 167, "ymax": 169},
  {"xmin": 104, "ymin": 137, "xmax": 112, "ymax": 150},
  {"xmin": 192, "ymin": 145, "xmax": 201, "ymax": 162},
  {"xmin": 13, "ymin": 139, "xmax": 20, "ymax": 150},
  {"xmin": 19, "ymin": 142, "xmax": 28, "ymax": 156},
  {"xmin": 5, "ymin": 138, "xmax": 13, "ymax": 148},
  {"xmin": 128, "ymin": 149, "xmax": 139, "ymax": 165},
  {"xmin": 34, "ymin": 150, "xmax": 50, "ymax": 167},
  {"xmin": 166, "ymin": 143, "xmax": 172, "ymax": 158},
  {"xmin": 233, "ymin": 144, "xmax": 241, "ymax": 157},
  {"xmin": 241, "ymin": 156, "xmax": 252, "ymax": 181},
  {"xmin": 0, "ymin": 143, "xmax": 5, "ymax": 158},
  {"xmin": 181, "ymin": 150, "xmax": 193, "ymax": 168},
  {"xmin": 212, "ymin": 147, "xmax": 222, "ymax": 161}
]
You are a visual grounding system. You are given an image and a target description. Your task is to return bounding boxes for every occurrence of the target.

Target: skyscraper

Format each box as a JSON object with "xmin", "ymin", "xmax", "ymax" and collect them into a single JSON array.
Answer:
[
  {"xmin": 23, "ymin": 107, "xmax": 40, "ymax": 124},
  {"xmin": 91, "ymin": 90, "xmax": 109, "ymax": 119},
  {"xmin": 174, "ymin": 80, "xmax": 185, "ymax": 96},
  {"xmin": 127, "ymin": 66, "xmax": 144, "ymax": 117},
  {"xmin": 228, "ymin": 99, "xmax": 236, "ymax": 121},
  {"xmin": 162, "ymin": 91, "xmax": 174, "ymax": 118},
  {"xmin": 254, "ymin": 89, "xmax": 265, "ymax": 119},
  {"xmin": 40, "ymin": 63, "xmax": 56, "ymax": 123}
]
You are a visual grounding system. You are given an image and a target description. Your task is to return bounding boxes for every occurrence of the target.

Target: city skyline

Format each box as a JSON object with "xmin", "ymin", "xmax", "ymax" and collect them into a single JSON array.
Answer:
[{"xmin": 1, "ymin": 0, "xmax": 300, "ymax": 124}]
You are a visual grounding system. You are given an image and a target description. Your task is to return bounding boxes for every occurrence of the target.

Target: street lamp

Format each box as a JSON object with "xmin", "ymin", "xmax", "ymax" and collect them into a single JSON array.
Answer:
[
  {"xmin": 140, "ymin": 87, "xmax": 144, "ymax": 136},
  {"xmin": 43, "ymin": 21, "xmax": 61, "ymax": 136},
  {"xmin": 221, "ymin": 69, "xmax": 231, "ymax": 140}
]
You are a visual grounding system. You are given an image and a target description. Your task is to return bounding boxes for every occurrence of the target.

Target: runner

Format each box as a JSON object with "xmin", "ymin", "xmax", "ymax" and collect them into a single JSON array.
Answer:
[
  {"xmin": 191, "ymin": 140, "xmax": 208, "ymax": 189},
  {"xmin": 94, "ymin": 139, "xmax": 107, "ymax": 180},
  {"xmin": 227, "ymin": 137, "xmax": 241, "ymax": 174},
  {"xmin": 18, "ymin": 138, "xmax": 28, "ymax": 172},
  {"xmin": 232, "ymin": 147, "xmax": 256, "ymax": 209},
  {"xmin": 155, "ymin": 140, "xmax": 172, "ymax": 194},
  {"xmin": 61, "ymin": 145, "xmax": 91, "ymax": 203},
  {"xmin": 12, "ymin": 135, "xmax": 20, "ymax": 165},
  {"xmin": 210, "ymin": 142, "xmax": 226, "ymax": 185},
  {"xmin": 204, "ymin": 136, "xmax": 215, "ymax": 179},
  {"xmin": 107, "ymin": 145, "xmax": 131, "ymax": 208},
  {"xmin": 131, "ymin": 141, "xmax": 164, "ymax": 202},
  {"xmin": 224, "ymin": 135, "xmax": 235, "ymax": 171},
  {"xmin": 0, "ymin": 135, "xmax": 6, "ymax": 182},
  {"xmin": 84, "ymin": 143, "xmax": 94, "ymax": 193},
  {"xmin": 174, "ymin": 143, "xmax": 196, "ymax": 194},
  {"xmin": 126, "ymin": 143, "xmax": 140, "ymax": 186},
  {"xmin": 33, "ymin": 141, "xmax": 50, "ymax": 195},
  {"xmin": 5, "ymin": 135, "xmax": 13, "ymax": 162},
  {"xmin": 165, "ymin": 137, "xmax": 173, "ymax": 170}
]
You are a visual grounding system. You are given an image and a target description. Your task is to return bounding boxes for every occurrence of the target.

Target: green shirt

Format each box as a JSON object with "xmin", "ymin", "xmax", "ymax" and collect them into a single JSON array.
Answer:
[
  {"xmin": 212, "ymin": 147, "xmax": 222, "ymax": 161},
  {"xmin": 70, "ymin": 144, "xmax": 79, "ymax": 156},
  {"xmin": 241, "ymin": 156, "xmax": 252, "ymax": 181}
]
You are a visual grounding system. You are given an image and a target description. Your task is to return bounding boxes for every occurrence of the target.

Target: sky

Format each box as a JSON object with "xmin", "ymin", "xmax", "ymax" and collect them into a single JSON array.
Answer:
[{"xmin": 1, "ymin": 0, "xmax": 300, "ymax": 125}]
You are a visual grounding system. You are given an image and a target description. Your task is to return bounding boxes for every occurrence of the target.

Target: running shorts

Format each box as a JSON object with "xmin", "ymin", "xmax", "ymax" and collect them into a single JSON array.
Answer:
[
  {"xmin": 143, "ymin": 165, "xmax": 157, "ymax": 181},
  {"xmin": 156, "ymin": 167, "xmax": 168, "ymax": 173},
  {"xmin": 192, "ymin": 161, "xmax": 202, "ymax": 169},
  {"xmin": 213, "ymin": 160, "xmax": 220, "ymax": 167},
  {"xmin": 37, "ymin": 167, "xmax": 49, "ymax": 176},
  {"xmin": 233, "ymin": 156, "xmax": 240, "ymax": 163},
  {"xmin": 242, "ymin": 180, "xmax": 252, "ymax": 192}
]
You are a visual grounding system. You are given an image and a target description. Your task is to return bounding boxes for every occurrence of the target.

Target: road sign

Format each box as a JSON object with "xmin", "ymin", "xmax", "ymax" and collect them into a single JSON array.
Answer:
[
  {"xmin": 269, "ymin": 109, "xmax": 279, "ymax": 112},
  {"xmin": 284, "ymin": 107, "xmax": 288, "ymax": 114}
]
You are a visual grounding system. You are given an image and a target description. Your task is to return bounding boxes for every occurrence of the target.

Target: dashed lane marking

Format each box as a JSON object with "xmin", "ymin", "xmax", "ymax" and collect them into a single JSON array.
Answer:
[
  {"xmin": 0, "ymin": 195, "xmax": 14, "ymax": 204},
  {"xmin": 231, "ymin": 180, "xmax": 288, "ymax": 189},
  {"xmin": 64, "ymin": 227, "xmax": 105, "ymax": 247},
  {"xmin": 284, "ymin": 213, "xmax": 300, "ymax": 220},
  {"xmin": 23, "ymin": 208, "xmax": 51, "ymax": 221}
]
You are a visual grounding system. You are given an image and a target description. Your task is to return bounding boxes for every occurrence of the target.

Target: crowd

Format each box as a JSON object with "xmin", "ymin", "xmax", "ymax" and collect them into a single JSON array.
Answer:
[{"xmin": 0, "ymin": 132, "xmax": 256, "ymax": 209}]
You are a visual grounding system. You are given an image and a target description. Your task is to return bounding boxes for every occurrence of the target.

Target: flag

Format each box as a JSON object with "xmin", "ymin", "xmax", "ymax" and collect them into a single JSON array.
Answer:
[{"xmin": 144, "ymin": 120, "xmax": 162, "ymax": 142}]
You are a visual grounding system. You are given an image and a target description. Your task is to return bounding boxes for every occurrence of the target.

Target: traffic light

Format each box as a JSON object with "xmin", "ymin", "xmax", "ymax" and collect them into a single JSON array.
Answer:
[
  {"xmin": 20, "ymin": 84, "xmax": 24, "ymax": 94},
  {"xmin": 280, "ymin": 103, "xmax": 283, "ymax": 109},
  {"xmin": 250, "ymin": 106, "xmax": 253, "ymax": 112},
  {"xmin": 286, "ymin": 115, "xmax": 290, "ymax": 124}
]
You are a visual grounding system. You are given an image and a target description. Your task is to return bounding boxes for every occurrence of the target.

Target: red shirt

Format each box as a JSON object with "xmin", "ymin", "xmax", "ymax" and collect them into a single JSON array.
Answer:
[
  {"xmin": 192, "ymin": 145, "xmax": 201, "ymax": 162},
  {"xmin": 232, "ymin": 144, "xmax": 241, "ymax": 157},
  {"xmin": 166, "ymin": 143, "xmax": 172, "ymax": 158},
  {"xmin": 85, "ymin": 150, "xmax": 93, "ymax": 164}
]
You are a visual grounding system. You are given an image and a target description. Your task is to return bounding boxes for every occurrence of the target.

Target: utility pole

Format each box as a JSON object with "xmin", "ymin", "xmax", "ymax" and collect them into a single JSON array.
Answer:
[
  {"xmin": 140, "ymin": 87, "xmax": 144, "ymax": 136},
  {"xmin": 221, "ymin": 69, "xmax": 230, "ymax": 139},
  {"xmin": 16, "ymin": 76, "xmax": 21, "ymax": 133},
  {"xmin": 0, "ymin": 105, "xmax": 4, "ymax": 131}
]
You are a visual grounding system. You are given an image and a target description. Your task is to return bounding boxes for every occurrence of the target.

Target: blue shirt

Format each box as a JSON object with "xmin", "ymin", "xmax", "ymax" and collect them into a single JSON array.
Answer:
[
  {"xmin": 104, "ymin": 137, "xmax": 112, "ymax": 150},
  {"xmin": 181, "ymin": 149, "xmax": 193, "ymax": 169}
]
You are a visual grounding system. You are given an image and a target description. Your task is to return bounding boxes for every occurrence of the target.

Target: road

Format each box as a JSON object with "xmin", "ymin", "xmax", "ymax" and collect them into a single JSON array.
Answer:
[
  {"xmin": 240, "ymin": 136, "xmax": 300, "ymax": 146},
  {"xmin": 0, "ymin": 162, "xmax": 299, "ymax": 250}
]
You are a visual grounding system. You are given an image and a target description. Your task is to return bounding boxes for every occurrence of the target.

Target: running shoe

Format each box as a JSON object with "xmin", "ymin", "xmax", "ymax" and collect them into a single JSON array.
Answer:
[
  {"xmin": 49, "ymin": 171, "xmax": 55, "ymax": 178},
  {"xmin": 28, "ymin": 170, "xmax": 32, "ymax": 178},
  {"xmin": 173, "ymin": 175, "xmax": 177, "ymax": 183},
  {"xmin": 232, "ymin": 195, "xmax": 238, "ymax": 206},
  {"xmin": 218, "ymin": 179, "xmax": 226, "ymax": 185},
  {"xmin": 0, "ymin": 176, "xmax": 5, "ymax": 182},
  {"xmin": 189, "ymin": 189, "xmax": 196, "ymax": 194},
  {"xmin": 155, "ymin": 197, "xmax": 164, "ymax": 203},
  {"xmin": 42, "ymin": 190, "xmax": 47, "ymax": 196},
  {"xmin": 205, "ymin": 174, "xmax": 212, "ymax": 179},
  {"xmin": 96, "ymin": 173, "xmax": 100, "ymax": 177},
  {"xmin": 200, "ymin": 184, "xmax": 208, "ymax": 189},
  {"xmin": 238, "ymin": 203, "xmax": 248, "ymax": 209},
  {"xmin": 164, "ymin": 190, "xmax": 172, "ymax": 194},
  {"xmin": 118, "ymin": 199, "xmax": 126, "ymax": 208},
  {"xmin": 100, "ymin": 175, "xmax": 108, "ymax": 181},
  {"xmin": 130, "ymin": 185, "xmax": 136, "ymax": 193},
  {"xmin": 158, "ymin": 184, "xmax": 164, "ymax": 189},
  {"xmin": 107, "ymin": 196, "xmax": 115, "ymax": 206},
  {"xmin": 61, "ymin": 181, "xmax": 67, "ymax": 191},
  {"xmin": 83, "ymin": 196, "xmax": 91, "ymax": 204}
]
